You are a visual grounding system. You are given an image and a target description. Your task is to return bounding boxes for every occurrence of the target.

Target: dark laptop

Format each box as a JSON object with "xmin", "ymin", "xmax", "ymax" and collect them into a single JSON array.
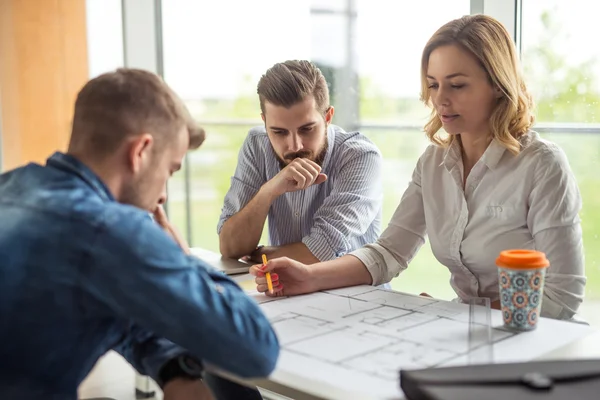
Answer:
[{"xmin": 190, "ymin": 247, "xmax": 251, "ymax": 275}]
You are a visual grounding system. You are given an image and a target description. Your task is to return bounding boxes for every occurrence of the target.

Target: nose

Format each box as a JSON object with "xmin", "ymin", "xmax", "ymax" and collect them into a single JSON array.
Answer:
[
  {"xmin": 434, "ymin": 85, "xmax": 450, "ymax": 107},
  {"xmin": 288, "ymin": 133, "xmax": 303, "ymax": 153},
  {"xmin": 436, "ymin": 86, "xmax": 450, "ymax": 107}
]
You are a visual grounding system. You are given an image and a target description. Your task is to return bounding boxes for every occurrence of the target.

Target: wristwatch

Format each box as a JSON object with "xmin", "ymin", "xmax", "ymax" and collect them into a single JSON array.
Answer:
[
  {"xmin": 157, "ymin": 354, "xmax": 203, "ymax": 388},
  {"xmin": 251, "ymin": 244, "xmax": 265, "ymax": 260}
]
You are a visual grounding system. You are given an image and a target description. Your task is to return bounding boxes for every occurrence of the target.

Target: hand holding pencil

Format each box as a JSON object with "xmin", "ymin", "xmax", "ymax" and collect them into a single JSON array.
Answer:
[
  {"xmin": 262, "ymin": 254, "xmax": 274, "ymax": 294},
  {"xmin": 249, "ymin": 256, "xmax": 315, "ymax": 297}
]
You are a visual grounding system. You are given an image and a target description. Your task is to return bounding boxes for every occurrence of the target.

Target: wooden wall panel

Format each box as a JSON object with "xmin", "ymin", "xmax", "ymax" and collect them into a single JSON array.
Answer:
[{"xmin": 0, "ymin": 0, "xmax": 88, "ymax": 171}]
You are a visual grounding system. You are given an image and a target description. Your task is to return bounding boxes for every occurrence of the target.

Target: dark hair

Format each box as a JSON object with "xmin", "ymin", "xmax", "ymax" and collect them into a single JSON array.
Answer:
[
  {"xmin": 257, "ymin": 60, "xmax": 330, "ymax": 115},
  {"xmin": 68, "ymin": 68, "xmax": 204, "ymax": 157}
]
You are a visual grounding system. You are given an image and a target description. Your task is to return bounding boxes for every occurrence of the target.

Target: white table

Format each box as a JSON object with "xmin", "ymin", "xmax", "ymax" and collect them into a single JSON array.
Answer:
[
  {"xmin": 170, "ymin": 249, "xmax": 600, "ymax": 400},
  {"xmin": 225, "ymin": 273, "xmax": 600, "ymax": 400}
]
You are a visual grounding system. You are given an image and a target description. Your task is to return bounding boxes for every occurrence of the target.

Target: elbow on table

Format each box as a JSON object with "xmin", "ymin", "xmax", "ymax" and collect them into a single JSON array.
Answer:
[{"xmin": 231, "ymin": 332, "xmax": 280, "ymax": 378}]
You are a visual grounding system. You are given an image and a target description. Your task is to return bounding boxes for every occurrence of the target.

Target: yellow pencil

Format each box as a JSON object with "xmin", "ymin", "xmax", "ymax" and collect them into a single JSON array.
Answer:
[{"xmin": 262, "ymin": 254, "xmax": 274, "ymax": 294}]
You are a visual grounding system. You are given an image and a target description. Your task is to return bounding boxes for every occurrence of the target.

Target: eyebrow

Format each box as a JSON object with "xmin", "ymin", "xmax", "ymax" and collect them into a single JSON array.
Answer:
[
  {"xmin": 269, "ymin": 121, "xmax": 318, "ymax": 131},
  {"xmin": 426, "ymin": 73, "xmax": 469, "ymax": 80}
]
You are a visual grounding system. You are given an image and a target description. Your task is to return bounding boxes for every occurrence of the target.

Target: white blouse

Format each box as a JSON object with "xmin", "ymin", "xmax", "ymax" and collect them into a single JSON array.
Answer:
[{"xmin": 351, "ymin": 131, "xmax": 586, "ymax": 320}]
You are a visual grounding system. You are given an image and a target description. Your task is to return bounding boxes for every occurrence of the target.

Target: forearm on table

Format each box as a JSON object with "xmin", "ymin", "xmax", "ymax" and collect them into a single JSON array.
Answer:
[
  {"xmin": 219, "ymin": 187, "xmax": 276, "ymax": 258},
  {"xmin": 310, "ymin": 255, "xmax": 372, "ymax": 291},
  {"xmin": 255, "ymin": 242, "xmax": 320, "ymax": 265}
]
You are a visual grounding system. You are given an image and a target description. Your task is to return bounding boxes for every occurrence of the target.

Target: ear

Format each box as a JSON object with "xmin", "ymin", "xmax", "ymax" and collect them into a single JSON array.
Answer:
[
  {"xmin": 261, "ymin": 113, "xmax": 266, "ymax": 123},
  {"xmin": 127, "ymin": 133, "xmax": 154, "ymax": 174},
  {"xmin": 494, "ymin": 86, "xmax": 503, "ymax": 99},
  {"xmin": 325, "ymin": 106, "xmax": 335, "ymax": 125}
]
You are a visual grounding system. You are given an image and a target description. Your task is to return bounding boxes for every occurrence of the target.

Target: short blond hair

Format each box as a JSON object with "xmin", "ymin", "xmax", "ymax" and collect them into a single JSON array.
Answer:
[
  {"xmin": 420, "ymin": 14, "xmax": 534, "ymax": 154},
  {"xmin": 69, "ymin": 68, "xmax": 205, "ymax": 157}
]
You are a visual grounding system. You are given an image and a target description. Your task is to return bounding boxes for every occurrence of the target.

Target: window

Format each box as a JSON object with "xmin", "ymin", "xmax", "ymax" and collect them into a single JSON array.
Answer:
[
  {"xmin": 161, "ymin": 1, "xmax": 598, "ymax": 321},
  {"xmin": 354, "ymin": 0, "xmax": 470, "ymax": 298},
  {"xmin": 160, "ymin": 0, "xmax": 468, "ymax": 298},
  {"xmin": 161, "ymin": 0, "xmax": 313, "ymax": 248},
  {"xmin": 85, "ymin": 0, "xmax": 124, "ymax": 78},
  {"xmin": 521, "ymin": 0, "xmax": 600, "ymax": 319},
  {"xmin": 161, "ymin": 0, "xmax": 469, "ymax": 300}
]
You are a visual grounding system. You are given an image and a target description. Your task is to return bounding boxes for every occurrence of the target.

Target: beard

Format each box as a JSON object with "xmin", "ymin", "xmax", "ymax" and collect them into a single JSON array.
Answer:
[
  {"xmin": 276, "ymin": 137, "xmax": 329, "ymax": 170},
  {"xmin": 120, "ymin": 168, "xmax": 157, "ymax": 212}
]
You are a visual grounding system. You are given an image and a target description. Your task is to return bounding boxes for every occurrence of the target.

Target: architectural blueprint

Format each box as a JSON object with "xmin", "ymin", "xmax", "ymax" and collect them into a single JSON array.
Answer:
[{"xmin": 251, "ymin": 285, "xmax": 594, "ymax": 399}]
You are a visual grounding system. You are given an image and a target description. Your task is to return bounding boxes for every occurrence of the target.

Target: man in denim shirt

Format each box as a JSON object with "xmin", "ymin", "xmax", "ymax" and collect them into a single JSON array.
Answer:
[{"xmin": 0, "ymin": 69, "xmax": 279, "ymax": 399}]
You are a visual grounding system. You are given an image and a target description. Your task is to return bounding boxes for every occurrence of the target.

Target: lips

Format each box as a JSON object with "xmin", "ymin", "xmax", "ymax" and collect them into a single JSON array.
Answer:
[{"xmin": 440, "ymin": 114, "xmax": 459, "ymax": 124}]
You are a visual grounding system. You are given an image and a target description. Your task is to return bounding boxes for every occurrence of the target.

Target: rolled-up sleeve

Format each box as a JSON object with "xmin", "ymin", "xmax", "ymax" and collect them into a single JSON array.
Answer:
[
  {"xmin": 527, "ymin": 146, "xmax": 586, "ymax": 320},
  {"xmin": 302, "ymin": 144, "xmax": 383, "ymax": 261},
  {"xmin": 112, "ymin": 325, "xmax": 189, "ymax": 382},
  {"xmin": 217, "ymin": 132, "xmax": 264, "ymax": 234},
  {"xmin": 91, "ymin": 210, "xmax": 280, "ymax": 378},
  {"xmin": 351, "ymin": 151, "xmax": 428, "ymax": 285}
]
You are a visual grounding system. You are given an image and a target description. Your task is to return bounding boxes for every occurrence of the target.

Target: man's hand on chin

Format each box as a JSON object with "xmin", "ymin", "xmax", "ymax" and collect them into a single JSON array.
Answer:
[
  {"xmin": 152, "ymin": 205, "xmax": 191, "ymax": 254},
  {"xmin": 162, "ymin": 378, "xmax": 214, "ymax": 400}
]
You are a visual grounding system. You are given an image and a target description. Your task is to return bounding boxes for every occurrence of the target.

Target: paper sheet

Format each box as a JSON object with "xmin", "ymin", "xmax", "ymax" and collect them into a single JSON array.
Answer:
[{"xmin": 253, "ymin": 286, "xmax": 594, "ymax": 399}]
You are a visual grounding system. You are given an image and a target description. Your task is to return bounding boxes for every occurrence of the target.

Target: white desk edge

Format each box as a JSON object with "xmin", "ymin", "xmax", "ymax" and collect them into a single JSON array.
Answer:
[{"xmin": 204, "ymin": 250, "xmax": 600, "ymax": 400}]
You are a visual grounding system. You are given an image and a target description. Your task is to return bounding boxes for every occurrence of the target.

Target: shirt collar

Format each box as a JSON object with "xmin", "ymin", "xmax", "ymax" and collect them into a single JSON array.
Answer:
[
  {"xmin": 480, "ymin": 139, "xmax": 507, "ymax": 170},
  {"xmin": 441, "ymin": 138, "xmax": 462, "ymax": 171},
  {"xmin": 46, "ymin": 152, "xmax": 115, "ymax": 202},
  {"xmin": 441, "ymin": 136, "xmax": 507, "ymax": 172}
]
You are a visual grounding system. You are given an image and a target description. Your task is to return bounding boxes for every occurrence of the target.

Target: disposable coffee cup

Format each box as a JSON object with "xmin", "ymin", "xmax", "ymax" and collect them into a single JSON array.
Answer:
[{"xmin": 496, "ymin": 250, "xmax": 549, "ymax": 331}]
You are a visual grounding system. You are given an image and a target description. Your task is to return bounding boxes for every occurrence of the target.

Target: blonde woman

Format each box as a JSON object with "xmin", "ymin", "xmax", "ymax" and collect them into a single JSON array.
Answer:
[{"xmin": 251, "ymin": 14, "xmax": 586, "ymax": 321}]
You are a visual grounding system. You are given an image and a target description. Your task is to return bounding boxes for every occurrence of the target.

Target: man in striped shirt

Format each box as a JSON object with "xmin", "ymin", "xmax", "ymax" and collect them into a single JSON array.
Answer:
[{"xmin": 218, "ymin": 60, "xmax": 383, "ymax": 267}]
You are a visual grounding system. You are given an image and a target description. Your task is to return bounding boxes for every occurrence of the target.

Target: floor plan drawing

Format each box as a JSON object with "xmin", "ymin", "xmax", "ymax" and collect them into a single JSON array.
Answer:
[
  {"xmin": 255, "ymin": 287, "xmax": 511, "ymax": 370},
  {"xmin": 248, "ymin": 286, "xmax": 595, "ymax": 399}
]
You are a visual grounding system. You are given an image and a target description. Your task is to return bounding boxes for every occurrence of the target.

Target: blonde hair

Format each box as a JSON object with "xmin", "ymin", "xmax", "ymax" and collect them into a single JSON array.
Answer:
[
  {"xmin": 70, "ymin": 68, "xmax": 205, "ymax": 158},
  {"xmin": 420, "ymin": 14, "xmax": 534, "ymax": 154}
]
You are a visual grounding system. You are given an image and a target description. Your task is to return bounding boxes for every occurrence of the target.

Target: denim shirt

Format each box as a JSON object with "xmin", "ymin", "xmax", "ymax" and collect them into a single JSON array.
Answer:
[{"xmin": 0, "ymin": 152, "xmax": 279, "ymax": 399}]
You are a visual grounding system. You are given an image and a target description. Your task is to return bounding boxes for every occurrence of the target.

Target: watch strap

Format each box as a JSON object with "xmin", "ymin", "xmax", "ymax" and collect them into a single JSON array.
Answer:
[{"xmin": 157, "ymin": 354, "xmax": 203, "ymax": 388}]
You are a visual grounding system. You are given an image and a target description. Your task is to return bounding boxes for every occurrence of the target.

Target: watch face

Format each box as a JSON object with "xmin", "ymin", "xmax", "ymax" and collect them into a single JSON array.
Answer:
[{"xmin": 180, "ymin": 355, "xmax": 203, "ymax": 376}]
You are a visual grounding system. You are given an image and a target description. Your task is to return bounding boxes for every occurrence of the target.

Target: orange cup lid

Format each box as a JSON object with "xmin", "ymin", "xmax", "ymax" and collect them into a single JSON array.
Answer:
[{"xmin": 496, "ymin": 249, "xmax": 549, "ymax": 270}]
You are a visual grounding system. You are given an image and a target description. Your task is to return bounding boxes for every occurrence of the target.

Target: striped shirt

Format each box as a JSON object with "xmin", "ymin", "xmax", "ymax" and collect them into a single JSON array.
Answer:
[{"xmin": 217, "ymin": 124, "xmax": 383, "ymax": 261}]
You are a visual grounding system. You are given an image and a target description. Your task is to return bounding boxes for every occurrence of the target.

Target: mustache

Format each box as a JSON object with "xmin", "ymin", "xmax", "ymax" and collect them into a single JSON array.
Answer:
[{"xmin": 284, "ymin": 150, "xmax": 313, "ymax": 160}]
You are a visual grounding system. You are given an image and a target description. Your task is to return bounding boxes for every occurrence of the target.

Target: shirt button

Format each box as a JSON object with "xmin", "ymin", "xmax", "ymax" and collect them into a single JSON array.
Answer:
[{"xmin": 295, "ymin": 211, "xmax": 300, "ymax": 217}]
